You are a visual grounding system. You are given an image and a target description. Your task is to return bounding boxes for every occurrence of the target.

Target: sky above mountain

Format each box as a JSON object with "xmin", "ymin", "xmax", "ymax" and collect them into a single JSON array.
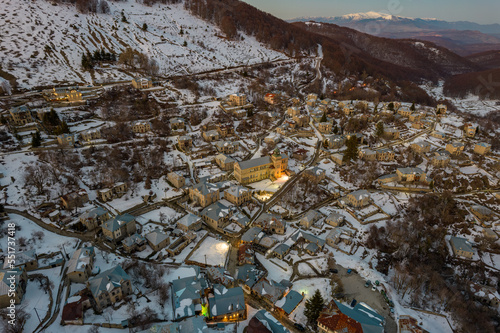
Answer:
[{"xmin": 242, "ymin": 0, "xmax": 500, "ymax": 25}]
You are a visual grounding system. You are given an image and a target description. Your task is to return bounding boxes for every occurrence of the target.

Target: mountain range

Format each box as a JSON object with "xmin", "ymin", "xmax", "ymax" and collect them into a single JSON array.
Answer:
[{"xmin": 291, "ymin": 12, "xmax": 500, "ymax": 56}]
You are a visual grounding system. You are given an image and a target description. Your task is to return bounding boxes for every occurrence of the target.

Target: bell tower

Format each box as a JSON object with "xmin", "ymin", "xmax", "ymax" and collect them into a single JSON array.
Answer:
[{"xmin": 271, "ymin": 148, "xmax": 283, "ymax": 178}]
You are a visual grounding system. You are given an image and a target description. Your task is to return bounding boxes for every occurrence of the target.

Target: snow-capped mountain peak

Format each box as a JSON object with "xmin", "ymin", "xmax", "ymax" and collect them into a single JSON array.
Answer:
[{"xmin": 338, "ymin": 11, "xmax": 395, "ymax": 21}]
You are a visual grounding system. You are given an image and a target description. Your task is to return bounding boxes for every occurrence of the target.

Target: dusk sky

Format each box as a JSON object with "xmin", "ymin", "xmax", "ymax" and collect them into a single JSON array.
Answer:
[{"xmin": 242, "ymin": 0, "xmax": 500, "ymax": 25}]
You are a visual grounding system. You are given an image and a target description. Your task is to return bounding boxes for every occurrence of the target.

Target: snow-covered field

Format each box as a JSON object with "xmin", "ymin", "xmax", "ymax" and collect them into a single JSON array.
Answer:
[
  {"xmin": 256, "ymin": 253, "xmax": 292, "ymax": 281},
  {"xmin": 0, "ymin": 0, "xmax": 287, "ymax": 88},
  {"xmin": 2, "ymin": 214, "xmax": 79, "ymax": 254},
  {"xmin": 248, "ymin": 176, "xmax": 290, "ymax": 193},
  {"xmin": 188, "ymin": 236, "xmax": 230, "ymax": 266}
]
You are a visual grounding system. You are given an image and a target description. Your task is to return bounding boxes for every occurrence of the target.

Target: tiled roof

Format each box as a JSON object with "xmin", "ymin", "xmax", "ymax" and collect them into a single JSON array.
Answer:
[
  {"xmin": 145, "ymin": 229, "xmax": 169, "ymax": 246},
  {"xmin": 88, "ymin": 265, "xmax": 130, "ymax": 298},
  {"xmin": 102, "ymin": 214, "xmax": 135, "ymax": 232},
  {"xmin": 201, "ymin": 201, "xmax": 231, "ymax": 221}
]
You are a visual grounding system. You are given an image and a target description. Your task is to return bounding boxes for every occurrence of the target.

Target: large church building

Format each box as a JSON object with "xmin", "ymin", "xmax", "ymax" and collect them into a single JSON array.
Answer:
[{"xmin": 234, "ymin": 149, "xmax": 288, "ymax": 184}]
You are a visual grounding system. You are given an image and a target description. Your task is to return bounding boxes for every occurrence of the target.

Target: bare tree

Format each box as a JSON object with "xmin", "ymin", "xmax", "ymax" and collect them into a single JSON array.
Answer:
[
  {"xmin": 24, "ymin": 164, "xmax": 48, "ymax": 195},
  {"xmin": 0, "ymin": 307, "xmax": 30, "ymax": 333}
]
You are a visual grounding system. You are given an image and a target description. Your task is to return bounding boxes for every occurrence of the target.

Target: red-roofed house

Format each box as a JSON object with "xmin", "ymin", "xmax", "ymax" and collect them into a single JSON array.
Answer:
[{"xmin": 318, "ymin": 301, "xmax": 363, "ymax": 333}]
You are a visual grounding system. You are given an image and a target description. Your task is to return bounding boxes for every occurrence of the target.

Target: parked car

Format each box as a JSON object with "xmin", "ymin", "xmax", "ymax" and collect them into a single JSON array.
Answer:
[
  {"xmin": 347, "ymin": 269, "xmax": 352, "ymax": 274},
  {"xmin": 372, "ymin": 285, "xmax": 377, "ymax": 291},
  {"xmin": 374, "ymin": 280, "xmax": 380, "ymax": 286},
  {"xmin": 350, "ymin": 299, "xmax": 357, "ymax": 307},
  {"xmin": 329, "ymin": 268, "xmax": 338, "ymax": 274},
  {"xmin": 294, "ymin": 323, "xmax": 305, "ymax": 331},
  {"xmin": 364, "ymin": 280, "xmax": 372, "ymax": 288}
]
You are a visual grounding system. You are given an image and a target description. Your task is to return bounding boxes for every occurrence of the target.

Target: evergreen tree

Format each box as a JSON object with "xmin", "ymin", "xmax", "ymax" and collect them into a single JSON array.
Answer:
[
  {"xmin": 343, "ymin": 136, "xmax": 359, "ymax": 163},
  {"xmin": 43, "ymin": 109, "xmax": 60, "ymax": 127},
  {"xmin": 304, "ymin": 289, "xmax": 325, "ymax": 327},
  {"xmin": 333, "ymin": 125, "xmax": 339, "ymax": 134},
  {"xmin": 93, "ymin": 50, "xmax": 101, "ymax": 62},
  {"xmin": 142, "ymin": 23, "xmax": 148, "ymax": 31},
  {"xmin": 82, "ymin": 51, "xmax": 94, "ymax": 71},
  {"xmin": 387, "ymin": 102, "xmax": 394, "ymax": 111},
  {"xmin": 410, "ymin": 102, "xmax": 416, "ymax": 111},
  {"xmin": 81, "ymin": 53, "xmax": 88, "ymax": 69},
  {"xmin": 55, "ymin": 121, "xmax": 70, "ymax": 135},
  {"xmin": 31, "ymin": 131, "xmax": 42, "ymax": 148},
  {"xmin": 60, "ymin": 121, "xmax": 70, "ymax": 134},
  {"xmin": 320, "ymin": 112, "xmax": 327, "ymax": 123},
  {"xmin": 375, "ymin": 122, "xmax": 385, "ymax": 137}
]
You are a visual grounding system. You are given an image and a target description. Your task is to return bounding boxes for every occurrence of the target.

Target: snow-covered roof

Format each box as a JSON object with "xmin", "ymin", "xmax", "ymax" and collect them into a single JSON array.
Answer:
[
  {"xmin": 88, "ymin": 265, "xmax": 130, "ymax": 297},
  {"xmin": 177, "ymin": 213, "xmax": 201, "ymax": 228},
  {"xmin": 200, "ymin": 201, "xmax": 231, "ymax": 221},
  {"xmin": 208, "ymin": 286, "xmax": 245, "ymax": 317},
  {"xmin": 67, "ymin": 246, "xmax": 94, "ymax": 274},
  {"xmin": 450, "ymin": 236, "xmax": 476, "ymax": 254},
  {"xmin": 102, "ymin": 214, "xmax": 135, "ymax": 232}
]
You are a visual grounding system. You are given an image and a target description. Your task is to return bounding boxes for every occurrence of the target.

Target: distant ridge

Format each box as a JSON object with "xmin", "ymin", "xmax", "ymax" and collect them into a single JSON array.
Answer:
[{"xmin": 290, "ymin": 12, "xmax": 500, "ymax": 55}]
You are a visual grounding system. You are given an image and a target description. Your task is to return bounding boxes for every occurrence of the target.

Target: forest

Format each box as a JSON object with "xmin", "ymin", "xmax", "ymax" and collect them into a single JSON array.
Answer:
[
  {"xmin": 444, "ymin": 68, "xmax": 500, "ymax": 100},
  {"xmin": 366, "ymin": 193, "xmax": 500, "ymax": 332}
]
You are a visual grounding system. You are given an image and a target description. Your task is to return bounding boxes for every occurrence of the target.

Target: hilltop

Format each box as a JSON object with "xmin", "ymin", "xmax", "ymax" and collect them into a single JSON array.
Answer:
[{"xmin": 0, "ymin": 0, "xmax": 287, "ymax": 89}]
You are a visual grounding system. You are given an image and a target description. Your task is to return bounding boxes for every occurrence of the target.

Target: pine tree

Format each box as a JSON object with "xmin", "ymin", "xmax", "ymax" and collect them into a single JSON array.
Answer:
[
  {"xmin": 410, "ymin": 102, "xmax": 416, "ymax": 111},
  {"xmin": 82, "ymin": 51, "xmax": 94, "ymax": 71},
  {"xmin": 101, "ymin": 49, "xmax": 108, "ymax": 61},
  {"xmin": 31, "ymin": 131, "xmax": 42, "ymax": 147},
  {"xmin": 375, "ymin": 122, "xmax": 385, "ymax": 137},
  {"xmin": 343, "ymin": 136, "xmax": 359, "ymax": 163},
  {"xmin": 93, "ymin": 50, "xmax": 101, "ymax": 62},
  {"xmin": 304, "ymin": 289, "xmax": 325, "ymax": 327},
  {"xmin": 54, "ymin": 121, "xmax": 70, "ymax": 135},
  {"xmin": 320, "ymin": 112, "xmax": 327, "ymax": 123},
  {"xmin": 142, "ymin": 23, "xmax": 148, "ymax": 31},
  {"xmin": 387, "ymin": 102, "xmax": 394, "ymax": 111},
  {"xmin": 81, "ymin": 53, "xmax": 88, "ymax": 69},
  {"xmin": 60, "ymin": 121, "xmax": 70, "ymax": 134},
  {"xmin": 333, "ymin": 125, "xmax": 339, "ymax": 134}
]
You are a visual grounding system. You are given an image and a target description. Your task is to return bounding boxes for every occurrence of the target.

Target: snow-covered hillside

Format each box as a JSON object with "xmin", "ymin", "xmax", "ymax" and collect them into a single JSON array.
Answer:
[{"xmin": 0, "ymin": 0, "xmax": 287, "ymax": 88}]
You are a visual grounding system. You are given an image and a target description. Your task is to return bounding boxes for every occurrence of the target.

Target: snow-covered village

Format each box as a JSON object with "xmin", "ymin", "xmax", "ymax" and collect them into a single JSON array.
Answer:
[{"xmin": 1, "ymin": 0, "xmax": 500, "ymax": 332}]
